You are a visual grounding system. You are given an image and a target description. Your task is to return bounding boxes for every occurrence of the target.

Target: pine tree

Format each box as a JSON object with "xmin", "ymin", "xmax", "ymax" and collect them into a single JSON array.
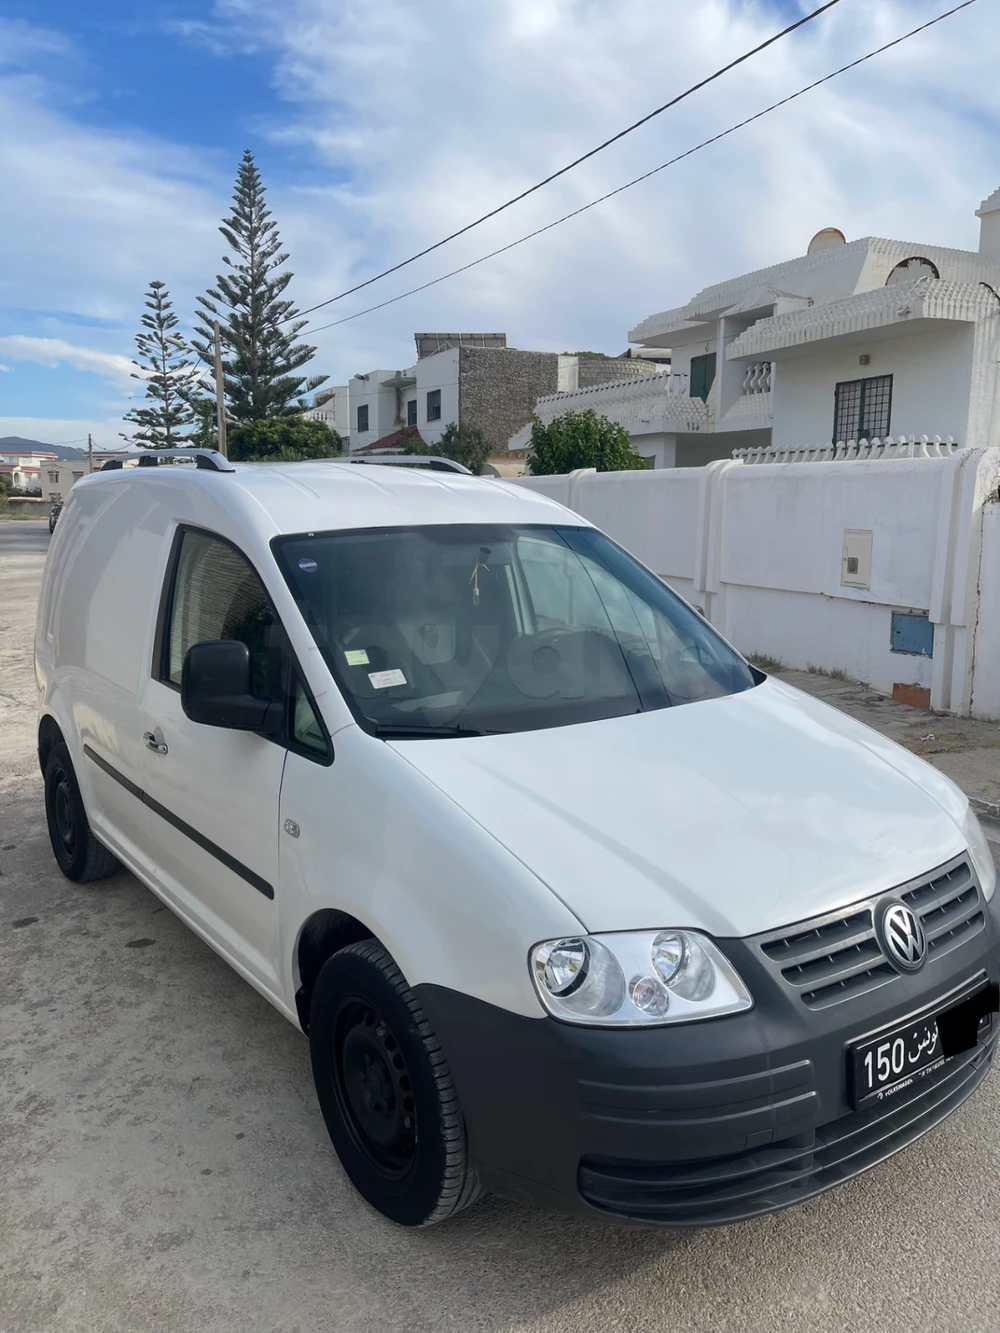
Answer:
[
  {"xmin": 192, "ymin": 150, "xmax": 327, "ymax": 422},
  {"xmin": 121, "ymin": 281, "xmax": 201, "ymax": 448}
]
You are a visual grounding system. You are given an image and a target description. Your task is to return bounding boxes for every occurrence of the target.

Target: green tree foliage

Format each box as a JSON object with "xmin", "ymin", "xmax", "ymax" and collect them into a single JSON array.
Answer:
[
  {"xmin": 0, "ymin": 473, "xmax": 12, "ymax": 503},
  {"xmin": 527, "ymin": 409, "xmax": 644, "ymax": 476},
  {"xmin": 226, "ymin": 417, "xmax": 343, "ymax": 462},
  {"xmin": 437, "ymin": 422, "xmax": 491, "ymax": 473},
  {"xmin": 192, "ymin": 150, "xmax": 327, "ymax": 423},
  {"xmin": 180, "ymin": 391, "xmax": 219, "ymax": 450},
  {"xmin": 120, "ymin": 281, "xmax": 200, "ymax": 448}
]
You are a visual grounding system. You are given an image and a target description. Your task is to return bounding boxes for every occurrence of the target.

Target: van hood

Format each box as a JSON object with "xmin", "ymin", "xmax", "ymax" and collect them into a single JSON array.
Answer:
[{"xmin": 388, "ymin": 677, "xmax": 969, "ymax": 939}]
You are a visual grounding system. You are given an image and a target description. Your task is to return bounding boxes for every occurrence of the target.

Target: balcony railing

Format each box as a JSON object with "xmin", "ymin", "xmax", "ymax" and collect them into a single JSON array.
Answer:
[
  {"xmin": 741, "ymin": 361, "xmax": 772, "ymax": 395},
  {"xmin": 733, "ymin": 434, "xmax": 965, "ymax": 464}
]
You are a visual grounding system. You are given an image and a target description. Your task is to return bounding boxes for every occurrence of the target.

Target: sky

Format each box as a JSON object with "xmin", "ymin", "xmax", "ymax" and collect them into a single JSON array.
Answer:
[{"xmin": 1, "ymin": 0, "xmax": 998, "ymax": 450}]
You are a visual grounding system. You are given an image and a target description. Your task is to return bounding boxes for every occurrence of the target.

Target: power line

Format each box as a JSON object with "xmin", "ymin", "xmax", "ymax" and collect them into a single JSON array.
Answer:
[
  {"xmin": 303, "ymin": 0, "xmax": 979, "ymax": 341},
  {"xmin": 289, "ymin": 0, "xmax": 841, "ymax": 324}
]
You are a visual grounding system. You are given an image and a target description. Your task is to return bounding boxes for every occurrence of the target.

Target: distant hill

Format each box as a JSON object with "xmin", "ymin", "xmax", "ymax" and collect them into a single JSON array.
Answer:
[{"xmin": 0, "ymin": 436, "xmax": 88, "ymax": 461}]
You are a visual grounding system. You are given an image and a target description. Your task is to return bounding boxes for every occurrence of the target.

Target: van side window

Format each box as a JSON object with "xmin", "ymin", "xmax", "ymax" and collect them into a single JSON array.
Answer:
[{"xmin": 163, "ymin": 529, "xmax": 278, "ymax": 697}]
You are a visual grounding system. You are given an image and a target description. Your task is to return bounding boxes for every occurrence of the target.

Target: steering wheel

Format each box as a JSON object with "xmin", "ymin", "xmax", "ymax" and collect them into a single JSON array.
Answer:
[{"xmin": 505, "ymin": 628, "xmax": 627, "ymax": 699}]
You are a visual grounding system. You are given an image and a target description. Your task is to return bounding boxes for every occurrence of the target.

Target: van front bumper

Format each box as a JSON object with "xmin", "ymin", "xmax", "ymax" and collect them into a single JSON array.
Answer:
[{"xmin": 416, "ymin": 888, "xmax": 1000, "ymax": 1226}]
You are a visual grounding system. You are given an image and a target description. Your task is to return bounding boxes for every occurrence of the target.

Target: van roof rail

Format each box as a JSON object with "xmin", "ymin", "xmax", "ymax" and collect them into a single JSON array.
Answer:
[
  {"xmin": 332, "ymin": 455, "xmax": 473, "ymax": 475},
  {"xmin": 100, "ymin": 449, "xmax": 235, "ymax": 473}
]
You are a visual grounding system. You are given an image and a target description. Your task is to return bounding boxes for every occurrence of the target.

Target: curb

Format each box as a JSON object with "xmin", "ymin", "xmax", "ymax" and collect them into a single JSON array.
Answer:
[{"xmin": 971, "ymin": 795, "xmax": 1000, "ymax": 822}]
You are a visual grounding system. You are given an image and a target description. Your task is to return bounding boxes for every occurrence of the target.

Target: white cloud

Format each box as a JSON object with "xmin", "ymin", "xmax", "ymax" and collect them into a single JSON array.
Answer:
[
  {"xmin": 0, "ymin": 336, "xmax": 138, "ymax": 385},
  {"xmin": 185, "ymin": 0, "xmax": 1000, "ymax": 375},
  {"xmin": 0, "ymin": 363, "xmax": 11, "ymax": 372},
  {"xmin": 4, "ymin": 0, "xmax": 1000, "ymax": 432}
]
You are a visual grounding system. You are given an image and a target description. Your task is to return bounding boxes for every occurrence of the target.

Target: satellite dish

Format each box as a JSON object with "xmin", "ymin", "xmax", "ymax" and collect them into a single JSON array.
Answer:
[{"xmin": 807, "ymin": 227, "xmax": 846, "ymax": 255}]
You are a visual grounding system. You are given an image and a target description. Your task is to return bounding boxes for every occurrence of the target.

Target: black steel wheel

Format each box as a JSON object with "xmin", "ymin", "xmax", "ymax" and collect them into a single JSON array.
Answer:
[
  {"xmin": 333, "ymin": 998, "xmax": 418, "ymax": 1177},
  {"xmin": 43, "ymin": 742, "xmax": 120, "ymax": 882},
  {"xmin": 309, "ymin": 939, "xmax": 482, "ymax": 1226}
]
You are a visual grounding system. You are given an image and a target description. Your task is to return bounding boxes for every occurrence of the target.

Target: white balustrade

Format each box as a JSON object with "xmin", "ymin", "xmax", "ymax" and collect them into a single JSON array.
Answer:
[
  {"xmin": 741, "ymin": 361, "xmax": 772, "ymax": 395},
  {"xmin": 733, "ymin": 434, "xmax": 965, "ymax": 464}
]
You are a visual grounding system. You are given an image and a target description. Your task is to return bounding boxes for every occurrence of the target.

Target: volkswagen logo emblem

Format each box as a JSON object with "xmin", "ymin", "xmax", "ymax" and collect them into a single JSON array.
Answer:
[{"xmin": 876, "ymin": 901, "xmax": 927, "ymax": 972}]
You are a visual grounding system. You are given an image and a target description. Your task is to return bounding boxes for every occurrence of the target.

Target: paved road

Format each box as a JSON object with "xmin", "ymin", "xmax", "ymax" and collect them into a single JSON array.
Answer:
[
  {"xmin": 0, "ymin": 517, "xmax": 51, "ymax": 557},
  {"xmin": 3, "ymin": 530, "xmax": 1000, "ymax": 1333}
]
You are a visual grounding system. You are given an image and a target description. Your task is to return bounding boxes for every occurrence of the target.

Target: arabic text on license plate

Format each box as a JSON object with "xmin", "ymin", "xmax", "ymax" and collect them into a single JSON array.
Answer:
[{"xmin": 851, "ymin": 1015, "xmax": 944, "ymax": 1106}]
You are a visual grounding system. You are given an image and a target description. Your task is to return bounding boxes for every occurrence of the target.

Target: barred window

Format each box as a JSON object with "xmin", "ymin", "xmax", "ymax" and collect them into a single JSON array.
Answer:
[
  {"xmin": 426, "ymin": 389, "xmax": 442, "ymax": 422},
  {"xmin": 833, "ymin": 375, "xmax": 892, "ymax": 442}
]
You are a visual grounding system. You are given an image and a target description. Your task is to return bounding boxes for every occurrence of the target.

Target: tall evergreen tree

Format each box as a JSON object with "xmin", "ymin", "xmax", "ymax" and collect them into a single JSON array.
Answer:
[
  {"xmin": 192, "ymin": 150, "xmax": 327, "ymax": 422},
  {"xmin": 121, "ymin": 281, "xmax": 201, "ymax": 448}
]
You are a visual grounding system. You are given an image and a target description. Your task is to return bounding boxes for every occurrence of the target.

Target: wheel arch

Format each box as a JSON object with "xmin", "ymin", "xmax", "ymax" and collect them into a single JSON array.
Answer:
[
  {"xmin": 37, "ymin": 712, "xmax": 65, "ymax": 777},
  {"xmin": 293, "ymin": 908, "xmax": 378, "ymax": 1032}
]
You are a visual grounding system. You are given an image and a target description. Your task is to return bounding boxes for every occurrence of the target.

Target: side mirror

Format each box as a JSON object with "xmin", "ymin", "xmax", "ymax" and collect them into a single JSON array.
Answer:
[{"xmin": 181, "ymin": 640, "xmax": 278, "ymax": 733}]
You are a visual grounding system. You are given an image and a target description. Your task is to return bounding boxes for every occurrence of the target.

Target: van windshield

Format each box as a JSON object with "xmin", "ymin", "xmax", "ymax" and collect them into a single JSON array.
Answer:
[{"xmin": 272, "ymin": 525, "xmax": 756, "ymax": 738}]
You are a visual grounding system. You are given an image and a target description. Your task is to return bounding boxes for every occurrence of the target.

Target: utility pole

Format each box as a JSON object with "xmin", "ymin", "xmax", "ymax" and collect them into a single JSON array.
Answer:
[
  {"xmin": 88, "ymin": 433, "xmax": 93, "ymax": 474},
  {"xmin": 213, "ymin": 321, "xmax": 228, "ymax": 458}
]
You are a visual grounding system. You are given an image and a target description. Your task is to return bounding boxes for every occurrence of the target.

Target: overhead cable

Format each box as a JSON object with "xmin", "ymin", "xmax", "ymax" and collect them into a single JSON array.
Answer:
[
  {"xmin": 289, "ymin": 0, "xmax": 842, "ymax": 323},
  {"xmin": 302, "ymin": 0, "xmax": 979, "ymax": 339}
]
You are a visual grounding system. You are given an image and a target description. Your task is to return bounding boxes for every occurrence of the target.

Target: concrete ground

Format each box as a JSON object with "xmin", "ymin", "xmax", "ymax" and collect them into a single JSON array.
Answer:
[{"xmin": 3, "ymin": 518, "xmax": 1000, "ymax": 1333}]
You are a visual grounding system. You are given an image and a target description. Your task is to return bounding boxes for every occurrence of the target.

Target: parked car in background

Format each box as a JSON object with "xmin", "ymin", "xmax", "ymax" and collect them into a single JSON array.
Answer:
[
  {"xmin": 48, "ymin": 503, "xmax": 62, "ymax": 533},
  {"xmin": 34, "ymin": 449, "xmax": 999, "ymax": 1229}
]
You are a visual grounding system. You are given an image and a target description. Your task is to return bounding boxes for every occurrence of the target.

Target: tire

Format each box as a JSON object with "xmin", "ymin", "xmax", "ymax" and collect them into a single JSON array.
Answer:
[
  {"xmin": 44, "ymin": 742, "xmax": 121, "ymax": 882},
  {"xmin": 309, "ymin": 939, "xmax": 483, "ymax": 1226}
]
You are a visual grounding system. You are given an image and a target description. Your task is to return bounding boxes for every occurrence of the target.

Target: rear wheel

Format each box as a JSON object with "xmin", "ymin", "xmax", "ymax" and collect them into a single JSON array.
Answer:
[
  {"xmin": 309, "ymin": 939, "xmax": 482, "ymax": 1226},
  {"xmin": 43, "ymin": 742, "xmax": 121, "ymax": 882}
]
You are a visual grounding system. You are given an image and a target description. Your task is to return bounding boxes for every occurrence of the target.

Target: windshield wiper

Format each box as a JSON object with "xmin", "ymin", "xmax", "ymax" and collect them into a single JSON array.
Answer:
[{"xmin": 371, "ymin": 722, "xmax": 503, "ymax": 739}]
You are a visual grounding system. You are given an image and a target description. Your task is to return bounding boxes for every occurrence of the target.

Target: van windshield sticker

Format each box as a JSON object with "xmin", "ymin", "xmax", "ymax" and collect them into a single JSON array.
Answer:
[
  {"xmin": 369, "ymin": 669, "xmax": 406, "ymax": 689},
  {"xmin": 344, "ymin": 649, "xmax": 369, "ymax": 666},
  {"xmin": 298, "ymin": 556, "xmax": 319, "ymax": 573}
]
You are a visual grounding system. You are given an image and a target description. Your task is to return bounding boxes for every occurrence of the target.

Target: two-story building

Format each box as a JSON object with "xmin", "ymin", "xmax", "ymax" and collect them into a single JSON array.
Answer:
[
  {"xmin": 0, "ymin": 446, "xmax": 57, "ymax": 492},
  {"xmin": 347, "ymin": 334, "xmax": 659, "ymax": 471},
  {"xmin": 42, "ymin": 461, "xmax": 88, "ymax": 502},
  {"xmin": 515, "ymin": 187, "xmax": 1000, "ymax": 468}
]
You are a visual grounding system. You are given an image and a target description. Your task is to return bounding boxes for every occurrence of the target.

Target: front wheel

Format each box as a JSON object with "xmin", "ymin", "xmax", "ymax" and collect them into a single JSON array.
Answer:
[{"xmin": 309, "ymin": 940, "xmax": 482, "ymax": 1226}]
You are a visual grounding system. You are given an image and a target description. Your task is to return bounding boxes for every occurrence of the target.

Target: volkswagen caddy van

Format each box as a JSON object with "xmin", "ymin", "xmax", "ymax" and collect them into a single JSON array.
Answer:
[{"xmin": 35, "ymin": 451, "xmax": 998, "ymax": 1227}]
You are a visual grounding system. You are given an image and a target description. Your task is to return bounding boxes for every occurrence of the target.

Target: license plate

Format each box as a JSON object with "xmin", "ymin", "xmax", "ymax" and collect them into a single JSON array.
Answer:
[
  {"xmin": 850, "ymin": 984, "xmax": 998, "ymax": 1109},
  {"xmin": 851, "ymin": 1015, "xmax": 945, "ymax": 1107}
]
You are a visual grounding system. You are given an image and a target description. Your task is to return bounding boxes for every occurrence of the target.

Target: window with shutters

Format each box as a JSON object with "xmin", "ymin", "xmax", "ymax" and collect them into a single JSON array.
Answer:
[{"xmin": 689, "ymin": 353, "xmax": 716, "ymax": 403}]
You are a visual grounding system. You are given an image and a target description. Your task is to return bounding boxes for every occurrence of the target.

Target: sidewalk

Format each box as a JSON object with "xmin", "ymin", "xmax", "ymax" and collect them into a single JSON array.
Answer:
[{"xmin": 783, "ymin": 668, "xmax": 1000, "ymax": 832}]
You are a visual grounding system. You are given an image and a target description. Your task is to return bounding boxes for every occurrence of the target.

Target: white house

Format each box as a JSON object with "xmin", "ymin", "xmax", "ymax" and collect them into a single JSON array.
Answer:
[
  {"xmin": 304, "ymin": 385, "xmax": 350, "ymax": 440},
  {"xmin": 514, "ymin": 188, "xmax": 1000, "ymax": 468},
  {"xmin": 0, "ymin": 447, "xmax": 57, "ymax": 491},
  {"xmin": 346, "ymin": 334, "xmax": 658, "ymax": 471},
  {"xmin": 42, "ymin": 461, "xmax": 88, "ymax": 503}
]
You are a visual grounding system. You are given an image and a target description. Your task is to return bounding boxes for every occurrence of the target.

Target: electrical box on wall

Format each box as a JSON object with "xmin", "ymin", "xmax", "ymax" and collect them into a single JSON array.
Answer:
[{"xmin": 841, "ymin": 530, "xmax": 873, "ymax": 589}]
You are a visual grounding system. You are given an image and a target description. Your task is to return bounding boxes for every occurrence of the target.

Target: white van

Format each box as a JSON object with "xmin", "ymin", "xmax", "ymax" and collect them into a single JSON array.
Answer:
[{"xmin": 36, "ymin": 451, "xmax": 998, "ymax": 1227}]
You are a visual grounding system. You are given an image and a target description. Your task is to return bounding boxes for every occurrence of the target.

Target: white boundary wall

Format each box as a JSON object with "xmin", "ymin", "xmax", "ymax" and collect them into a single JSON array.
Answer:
[{"xmin": 514, "ymin": 449, "xmax": 1000, "ymax": 719}]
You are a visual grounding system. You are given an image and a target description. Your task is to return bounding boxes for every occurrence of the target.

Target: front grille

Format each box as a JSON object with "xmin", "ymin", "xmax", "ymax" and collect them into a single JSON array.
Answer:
[
  {"xmin": 578, "ymin": 1025, "xmax": 996, "ymax": 1225},
  {"xmin": 757, "ymin": 856, "xmax": 983, "ymax": 1010},
  {"xmin": 901, "ymin": 860, "xmax": 985, "ymax": 960}
]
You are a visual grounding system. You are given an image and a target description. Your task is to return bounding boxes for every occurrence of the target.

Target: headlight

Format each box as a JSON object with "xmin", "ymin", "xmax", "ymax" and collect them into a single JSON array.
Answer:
[
  {"xmin": 964, "ymin": 805, "xmax": 997, "ymax": 902},
  {"xmin": 529, "ymin": 929, "xmax": 752, "ymax": 1027}
]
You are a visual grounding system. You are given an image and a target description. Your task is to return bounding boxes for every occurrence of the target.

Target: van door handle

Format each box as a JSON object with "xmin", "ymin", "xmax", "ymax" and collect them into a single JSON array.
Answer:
[{"xmin": 143, "ymin": 731, "xmax": 168, "ymax": 756}]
